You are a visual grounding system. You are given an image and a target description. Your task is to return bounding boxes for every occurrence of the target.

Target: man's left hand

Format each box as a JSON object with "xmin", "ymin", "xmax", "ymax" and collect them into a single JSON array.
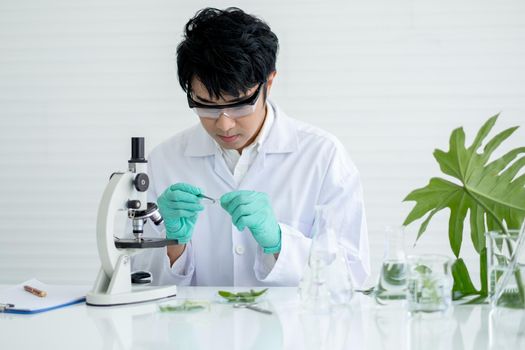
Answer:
[{"xmin": 220, "ymin": 190, "xmax": 281, "ymax": 254}]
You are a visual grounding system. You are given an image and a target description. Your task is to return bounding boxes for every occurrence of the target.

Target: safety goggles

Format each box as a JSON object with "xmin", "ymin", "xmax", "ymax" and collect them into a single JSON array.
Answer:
[{"xmin": 187, "ymin": 82, "xmax": 264, "ymax": 119}]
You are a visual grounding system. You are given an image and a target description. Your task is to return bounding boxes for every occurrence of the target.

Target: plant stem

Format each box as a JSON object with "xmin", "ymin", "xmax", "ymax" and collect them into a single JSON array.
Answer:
[{"xmin": 464, "ymin": 187, "xmax": 525, "ymax": 305}]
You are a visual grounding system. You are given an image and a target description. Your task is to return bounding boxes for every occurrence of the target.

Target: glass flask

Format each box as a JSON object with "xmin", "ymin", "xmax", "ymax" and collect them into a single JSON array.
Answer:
[
  {"xmin": 299, "ymin": 205, "xmax": 354, "ymax": 312},
  {"xmin": 375, "ymin": 226, "xmax": 407, "ymax": 305}
]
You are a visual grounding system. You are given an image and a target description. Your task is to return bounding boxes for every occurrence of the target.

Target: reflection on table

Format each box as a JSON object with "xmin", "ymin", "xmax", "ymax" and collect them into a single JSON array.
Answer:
[{"xmin": 1, "ymin": 286, "xmax": 524, "ymax": 350}]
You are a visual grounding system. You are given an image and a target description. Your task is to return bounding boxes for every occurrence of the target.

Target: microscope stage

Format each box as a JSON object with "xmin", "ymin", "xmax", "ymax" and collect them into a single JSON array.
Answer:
[{"xmin": 114, "ymin": 237, "xmax": 179, "ymax": 249}]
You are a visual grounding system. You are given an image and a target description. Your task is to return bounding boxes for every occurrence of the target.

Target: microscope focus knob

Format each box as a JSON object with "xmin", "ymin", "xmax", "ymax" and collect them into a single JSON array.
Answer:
[
  {"xmin": 134, "ymin": 173, "xmax": 149, "ymax": 192},
  {"xmin": 127, "ymin": 200, "xmax": 141, "ymax": 209}
]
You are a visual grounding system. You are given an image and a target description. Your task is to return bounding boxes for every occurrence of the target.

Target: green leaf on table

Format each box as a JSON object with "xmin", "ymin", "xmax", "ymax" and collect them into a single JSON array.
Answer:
[
  {"xmin": 250, "ymin": 288, "xmax": 268, "ymax": 297},
  {"xmin": 218, "ymin": 291, "xmax": 236, "ymax": 298},
  {"xmin": 159, "ymin": 300, "xmax": 209, "ymax": 312},
  {"xmin": 217, "ymin": 288, "xmax": 268, "ymax": 303}
]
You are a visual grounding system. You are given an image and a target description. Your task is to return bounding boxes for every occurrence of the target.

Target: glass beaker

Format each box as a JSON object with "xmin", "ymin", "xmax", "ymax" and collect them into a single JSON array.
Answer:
[
  {"xmin": 375, "ymin": 226, "xmax": 407, "ymax": 304},
  {"xmin": 486, "ymin": 230, "xmax": 525, "ymax": 309},
  {"xmin": 406, "ymin": 254, "xmax": 453, "ymax": 313}
]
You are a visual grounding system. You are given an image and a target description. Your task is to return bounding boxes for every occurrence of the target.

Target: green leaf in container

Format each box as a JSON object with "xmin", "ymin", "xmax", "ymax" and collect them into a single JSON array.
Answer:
[
  {"xmin": 414, "ymin": 264, "xmax": 432, "ymax": 275},
  {"xmin": 403, "ymin": 114, "xmax": 525, "ymax": 301}
]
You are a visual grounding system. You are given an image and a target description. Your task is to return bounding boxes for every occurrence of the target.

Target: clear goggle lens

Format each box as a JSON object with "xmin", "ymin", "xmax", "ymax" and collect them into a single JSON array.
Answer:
[{"xmin": 192, "ymin": 104, "xmax": 257, "ymax": 119}]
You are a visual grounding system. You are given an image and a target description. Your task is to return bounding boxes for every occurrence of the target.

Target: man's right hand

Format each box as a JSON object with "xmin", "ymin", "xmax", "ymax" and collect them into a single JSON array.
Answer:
[{"xmin": 157, "ymin": 183, "xmax": 204, "ymax": 244}]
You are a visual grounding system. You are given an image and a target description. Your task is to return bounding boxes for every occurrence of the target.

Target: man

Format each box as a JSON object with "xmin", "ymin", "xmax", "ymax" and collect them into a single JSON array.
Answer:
[{"xmin": 132, "ymin": 7, "xmax": 370, "ymax": 287}]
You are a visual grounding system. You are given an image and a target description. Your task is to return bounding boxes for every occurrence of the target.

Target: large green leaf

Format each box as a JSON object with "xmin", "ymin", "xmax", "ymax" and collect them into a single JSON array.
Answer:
[
  {"xmin": 403, "ymin": 115, "xmax": 525, "ymax": 296},
  {"xmin": 479, "ymin": 248, "xmax": 488, "ymax": 297},
  {"xmin": 451, "ymin": 258, "xmax": 478, "ymax": 300}
]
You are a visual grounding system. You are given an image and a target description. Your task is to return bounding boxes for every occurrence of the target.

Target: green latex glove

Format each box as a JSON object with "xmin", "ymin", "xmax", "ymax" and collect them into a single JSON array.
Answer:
[
  {"xmin": 220, "ymin": 190, "xmax": 281, "ymax": 254},
  {"xmin": 157, "ymin": 183, "xmax": 204, "ymax": 244}
]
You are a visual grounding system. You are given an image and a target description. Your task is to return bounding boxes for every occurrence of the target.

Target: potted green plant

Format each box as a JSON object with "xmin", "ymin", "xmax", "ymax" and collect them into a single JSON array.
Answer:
[{"xmin": 402, "ymin": 114, "xmax": 525, "ymax": 304}]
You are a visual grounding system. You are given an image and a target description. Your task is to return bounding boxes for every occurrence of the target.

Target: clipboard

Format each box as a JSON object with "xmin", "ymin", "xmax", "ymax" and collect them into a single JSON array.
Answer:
[{"xmin": 0, "ymin": 278, "xmax": 89, "ymax": 314}]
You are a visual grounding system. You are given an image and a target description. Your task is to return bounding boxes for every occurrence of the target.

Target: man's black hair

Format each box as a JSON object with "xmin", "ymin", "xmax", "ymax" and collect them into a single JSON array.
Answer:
[{"xmin": 177, "ymin": 7, "xmax": 279, "ymax": 100}]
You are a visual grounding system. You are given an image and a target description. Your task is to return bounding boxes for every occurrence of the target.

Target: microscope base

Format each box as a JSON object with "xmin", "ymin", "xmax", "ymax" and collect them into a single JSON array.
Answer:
[{"xmin": 86, "ymin": 285, "xmax": 177, "ymax": 307}]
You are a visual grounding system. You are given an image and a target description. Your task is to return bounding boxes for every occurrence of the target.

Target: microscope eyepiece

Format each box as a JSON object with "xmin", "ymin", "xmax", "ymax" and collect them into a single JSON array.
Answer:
[{"xmin": 130, "ymin": 137, "xmax": 146, "ymax": 163}]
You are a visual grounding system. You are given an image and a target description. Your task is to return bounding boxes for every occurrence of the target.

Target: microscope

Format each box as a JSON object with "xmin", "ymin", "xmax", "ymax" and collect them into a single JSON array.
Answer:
[{"xmin": 86, "ymin": 137, "xmax": 178, "ymax": 306}]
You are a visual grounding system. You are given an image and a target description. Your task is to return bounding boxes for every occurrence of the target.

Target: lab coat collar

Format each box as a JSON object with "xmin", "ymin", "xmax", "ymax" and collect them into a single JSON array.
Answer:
[{"xmin": 183, "ymin": 100, "xmax": 298, "ymax": 157}]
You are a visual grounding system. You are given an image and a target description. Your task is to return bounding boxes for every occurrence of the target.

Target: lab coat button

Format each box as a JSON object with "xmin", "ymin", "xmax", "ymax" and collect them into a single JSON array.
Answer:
[{"xmin": 235, "ymin": 245, "xmax": 245, "ymax": 255}]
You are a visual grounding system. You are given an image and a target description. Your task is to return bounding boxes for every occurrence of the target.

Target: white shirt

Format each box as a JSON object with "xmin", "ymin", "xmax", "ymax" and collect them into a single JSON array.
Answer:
[
  {"xmin": 218, "ymin": 102, "xmax": 274, "ymax": 184},
  {"xmin": 131, "ymin": 100, "xmax": 370, "ymax": 287}
]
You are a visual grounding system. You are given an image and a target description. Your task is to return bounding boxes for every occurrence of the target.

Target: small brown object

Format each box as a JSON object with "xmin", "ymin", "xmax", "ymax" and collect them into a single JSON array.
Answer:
[{"xmin": 23, "ymin": 285, "xmax": 47, "ymax": 297}]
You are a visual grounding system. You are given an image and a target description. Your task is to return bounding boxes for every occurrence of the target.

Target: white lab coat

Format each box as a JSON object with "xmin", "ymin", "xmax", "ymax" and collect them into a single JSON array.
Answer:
[{"xmin": 131, "ymin": 101, "xmax": 370, "ymax": 287}]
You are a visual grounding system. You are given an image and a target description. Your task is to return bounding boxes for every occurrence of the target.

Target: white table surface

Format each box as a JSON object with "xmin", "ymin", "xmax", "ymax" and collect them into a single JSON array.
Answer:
[{"xmin": 1, "ymin": 285, "xmax": 524, "ymax": 350}]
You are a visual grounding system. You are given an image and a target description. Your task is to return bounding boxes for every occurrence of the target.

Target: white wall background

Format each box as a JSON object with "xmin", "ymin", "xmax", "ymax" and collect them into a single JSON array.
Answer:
[{"xmin": 0, "ymin": 0, "xmax": 524, "ymax": 286}]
